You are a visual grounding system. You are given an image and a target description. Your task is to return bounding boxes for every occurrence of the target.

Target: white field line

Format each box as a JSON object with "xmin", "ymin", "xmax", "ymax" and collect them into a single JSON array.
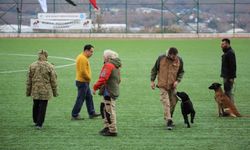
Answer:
[{"xmin": 0, "ymin": 53, "xmax": 75, "ymax": 74}]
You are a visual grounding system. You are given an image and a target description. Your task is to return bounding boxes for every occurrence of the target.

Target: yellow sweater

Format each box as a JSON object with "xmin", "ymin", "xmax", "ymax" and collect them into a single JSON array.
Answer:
[{"xmin": 75, "ymin": 53, "xmax": 92, "ymax": 82}]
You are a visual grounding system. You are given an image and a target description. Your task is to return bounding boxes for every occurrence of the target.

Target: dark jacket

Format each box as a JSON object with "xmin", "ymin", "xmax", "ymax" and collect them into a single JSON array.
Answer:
[{"xmin": 221, "ymin": 47, "xmax": 236, "ymax": 79}]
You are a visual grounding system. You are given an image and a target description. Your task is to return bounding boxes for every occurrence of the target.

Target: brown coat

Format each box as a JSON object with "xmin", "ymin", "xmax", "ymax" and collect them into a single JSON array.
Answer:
[{"xmin": 151, "ymin": 55, "xmax": 184, "ymax": 90}]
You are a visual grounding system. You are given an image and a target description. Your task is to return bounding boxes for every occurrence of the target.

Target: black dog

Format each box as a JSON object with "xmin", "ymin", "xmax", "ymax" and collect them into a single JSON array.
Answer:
[{"xmin": 176, "ymin": 92, "xmax": 196, "ymax": 128}]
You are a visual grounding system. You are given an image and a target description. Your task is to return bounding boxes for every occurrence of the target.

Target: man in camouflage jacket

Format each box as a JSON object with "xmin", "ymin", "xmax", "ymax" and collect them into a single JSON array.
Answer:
[{"xmin": 26, "ymin": 50, "xmax": 58, "ymax": 129}]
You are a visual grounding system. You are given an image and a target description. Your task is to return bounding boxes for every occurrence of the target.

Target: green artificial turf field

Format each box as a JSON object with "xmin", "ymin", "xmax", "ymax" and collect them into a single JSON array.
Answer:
[{"xmin": 0, "ymin": 38, "xmax": 250, "ymax": 150}]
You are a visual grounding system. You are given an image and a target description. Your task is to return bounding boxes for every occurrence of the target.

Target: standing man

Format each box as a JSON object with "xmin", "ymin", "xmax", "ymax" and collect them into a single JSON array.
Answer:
[
  {"xmin": 150, "ymin": 47, "xmax": 184, "ymax": 130},
  {"xmin": 220, "ymin": 38, "xmax": 237, "ymax": 102},
  {"xmin": 93, "ymin": 50, "xmax": 122, "ymax": 137},
  {"xmin": 26, "ymin": 50, "xmax": 58, "ymax": 129},
  {"xmin": 71, "ymin": 44, "xmax": 100, "ymax": 120}
]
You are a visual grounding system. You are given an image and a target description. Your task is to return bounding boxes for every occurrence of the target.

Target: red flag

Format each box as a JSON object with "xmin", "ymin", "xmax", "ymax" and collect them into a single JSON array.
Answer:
[{"xmin": 89, "ymin": 0, "xmax": 98, "ymax": 9}]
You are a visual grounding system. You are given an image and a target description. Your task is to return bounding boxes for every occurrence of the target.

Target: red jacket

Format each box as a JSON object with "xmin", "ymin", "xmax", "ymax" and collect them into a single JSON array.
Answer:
[{"xmin": 93, "ymin": 63, "xmax": 115, "ymax": 91}]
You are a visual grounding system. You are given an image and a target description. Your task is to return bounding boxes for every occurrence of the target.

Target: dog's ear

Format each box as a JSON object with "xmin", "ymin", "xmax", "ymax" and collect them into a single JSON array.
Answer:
[
  {"xmin": 209, "ymin": 82, "xmax": 222, "ymax": 90},
  {"xmin": 182, "ymin": 92, "xmax": 190, "ymax": 100},
  {"xmin": 215, "ymin": 83, "xmax": 222, "ymax": 88},
  {"xmin": 208, "ymin": 83, "xmax": 214, "ymax": 89},
  {"xmin": 209, "ymin": 83, "xmax": 217, "ymax": 89},
  {"xmin": 176, "ymin": 91, "xmax": 190, "ymax": 101},
  {"xmin": 176, "ymin": 92, "xmax": 184, "ymax": 99}
]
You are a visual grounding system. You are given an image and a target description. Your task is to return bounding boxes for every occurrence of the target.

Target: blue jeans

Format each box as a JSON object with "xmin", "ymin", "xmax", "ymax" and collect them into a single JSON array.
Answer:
[{"xmin": 71, "ymin": 81, "xmax": 95, "ymax": 117}]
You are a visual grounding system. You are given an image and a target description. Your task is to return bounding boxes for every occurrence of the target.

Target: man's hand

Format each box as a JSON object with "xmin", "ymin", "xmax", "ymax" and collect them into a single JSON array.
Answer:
[
  {"xmin": 53, "ymin": 92, "xmax": 58, "ymax": 97},
  {"xmin": 173, "ymin": 81, "xmax": 179, "ymax": 89},
  {"xmin": 151, "ymin": 81, "xmax": 155, "ymax": 90},
  {"xmin": 93, "ymin": 89, "xmax": 96, "ymax": 95}
]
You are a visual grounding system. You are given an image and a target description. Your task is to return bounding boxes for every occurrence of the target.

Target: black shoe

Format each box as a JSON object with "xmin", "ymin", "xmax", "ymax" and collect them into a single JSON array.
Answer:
[
  {"xmin": 71, "ymin": 115, "xmax": 84, "ymax": 120},
  {"xmin": 167, "ymin": 119, "xmax": 174, "ymax": 130},
  {"xmin": 101, "ymin": 130, "xmax": 117, "ymax": 137},
  {"xmin": 99, "ymin": 127, "xmax": 109, "ymax": 135},
  {"xmin": 89, "ymin": 113, "xmax": 101, "ymax": 119}
]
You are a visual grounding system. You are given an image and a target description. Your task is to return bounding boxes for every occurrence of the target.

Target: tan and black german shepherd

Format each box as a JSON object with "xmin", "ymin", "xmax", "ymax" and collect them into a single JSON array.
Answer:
[{"xmin": 208, "ymin": 82, "xmax": 241, "ymax": 117}]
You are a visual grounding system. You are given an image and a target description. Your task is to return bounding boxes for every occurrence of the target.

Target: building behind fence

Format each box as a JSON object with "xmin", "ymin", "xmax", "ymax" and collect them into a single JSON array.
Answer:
[{"xmin": 0, "ymin": 0, "xmax": 250, "ymax": 34}]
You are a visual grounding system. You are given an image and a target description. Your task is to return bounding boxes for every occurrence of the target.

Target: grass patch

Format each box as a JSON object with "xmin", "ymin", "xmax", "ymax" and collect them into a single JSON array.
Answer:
[{"xmin": 0, "ymin": 38, "xmax": 250, "ymax": 150}]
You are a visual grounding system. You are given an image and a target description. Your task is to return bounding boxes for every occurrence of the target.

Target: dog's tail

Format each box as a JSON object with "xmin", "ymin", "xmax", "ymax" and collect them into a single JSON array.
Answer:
[
  {"xmin": 237, "ymin": 114, "xmax": 242, "ymax": 117},
  {"xmin": 240, "ymin": 115, "xmax": 250, "ymax": 118},
  {"xmin": 235, "ymin": 112, "xmax": 242, "ymax": 117},
  {"xmin": 226, "ymin": 102, "xmax": 242, "ymax": 117}
]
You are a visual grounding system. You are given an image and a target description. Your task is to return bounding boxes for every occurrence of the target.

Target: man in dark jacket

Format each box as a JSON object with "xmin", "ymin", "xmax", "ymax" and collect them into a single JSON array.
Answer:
[{"xmin": 221, "ymin": 38, "xmax": 237, "ymax": 103}]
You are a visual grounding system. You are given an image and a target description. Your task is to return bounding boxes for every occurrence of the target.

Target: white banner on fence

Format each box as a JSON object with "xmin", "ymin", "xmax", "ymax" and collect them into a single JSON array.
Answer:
[
  {"xmin": 31, "ymin": 19, "xmax": 92, "ymax": 30},
  {"xmin": 37, "ymin": 13, "xmax": 87, "ymax": 20}
]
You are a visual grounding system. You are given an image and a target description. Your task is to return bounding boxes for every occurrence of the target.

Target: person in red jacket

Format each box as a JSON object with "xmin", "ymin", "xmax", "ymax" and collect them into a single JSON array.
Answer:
[{"xmin": 93, "ymin": 49, "xmax": 122, "ymax": 136}]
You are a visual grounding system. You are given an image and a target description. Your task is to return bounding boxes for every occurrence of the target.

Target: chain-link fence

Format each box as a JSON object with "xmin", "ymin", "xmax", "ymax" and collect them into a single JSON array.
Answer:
[{"xmin": 1, "ymin": 0, "xmax": 250, "ymax": 34}]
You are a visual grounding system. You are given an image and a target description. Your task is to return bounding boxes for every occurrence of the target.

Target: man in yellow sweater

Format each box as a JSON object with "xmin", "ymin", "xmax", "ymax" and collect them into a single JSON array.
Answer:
[{"xmin": 71, "ymin": 44, "xmax": 100, "ymax": 120}]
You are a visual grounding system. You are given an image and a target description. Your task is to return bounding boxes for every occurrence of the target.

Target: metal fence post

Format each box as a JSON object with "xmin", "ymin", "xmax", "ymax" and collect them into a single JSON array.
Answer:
[
  {"xmin": 196, "ymin": 0, "xmax": 199, "ymax": 34},
  {"xmin": 125, "ymin": 0, "xmax": 128, "ymax": 33},
  {"xmin": 53, "ymin": 0, "xmax": 56, "ymax": 13},
  {"xmin": 89, "ymin": 3, "xmax": 92, "ymax": 33},
  {"xmin": 161, "ymin": 0, "xmax": 164, "ymax": 33},
  {"xmin": 17, "ymin": 0, "xmax": 23, "ymax": 33},
  {"xmin": 233, "ymin": 0, "xmax": 236, "ymax": 34},
  {"xmin": 16, "ymin": 0, "xmax": 20, "ymax": 33}
]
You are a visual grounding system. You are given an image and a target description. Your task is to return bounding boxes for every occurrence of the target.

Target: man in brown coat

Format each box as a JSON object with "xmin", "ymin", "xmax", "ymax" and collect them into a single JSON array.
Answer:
[
  {"xmin": 26, "ymin": 50, "xmax": 58, "ymax": 129},
  {"xmin": 150, "ymin": 47, "xmax": 184, "ymax": 130}
]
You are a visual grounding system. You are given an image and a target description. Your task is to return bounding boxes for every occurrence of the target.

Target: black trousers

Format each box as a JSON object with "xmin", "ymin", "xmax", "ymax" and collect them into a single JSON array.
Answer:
[
  {"xmin": 223, "ymin": 78, "xmax": 234, "ymax": 102},
  {"xmin": 33, "ymin": 99, "xmax": 48, "ymax": 127}
]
